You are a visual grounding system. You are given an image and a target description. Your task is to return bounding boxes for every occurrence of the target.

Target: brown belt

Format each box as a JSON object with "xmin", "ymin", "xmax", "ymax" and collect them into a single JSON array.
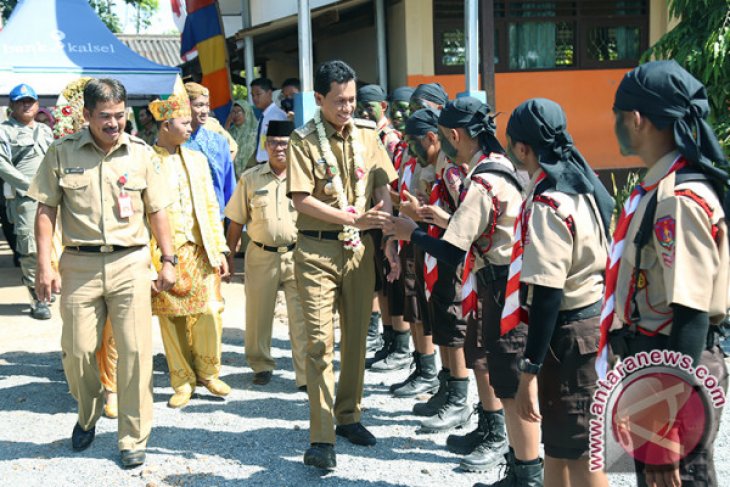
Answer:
[{"xmin": 66, "ymin": 245, "xmax": 144, "ymax": 253}]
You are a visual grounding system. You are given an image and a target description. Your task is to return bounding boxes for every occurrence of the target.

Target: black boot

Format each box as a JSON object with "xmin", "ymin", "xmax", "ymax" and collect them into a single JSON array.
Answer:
[
  {"xmin": 366, "ymin": 326, "xmax": 393, "ymax": 368},
  {"xmin": 447, "ymin": 403, "xmax": 488, "ymax": 454},
  {"xmin": 413, "ymin": 368, "xmax": 449, "ymax": 416},
  {"xmin": 419, "ymin": 378, "xmax": 471, "ymax": 432},
  {"xmin": 473, "ymin": 449, "xmax": 544, "ymax": 487},
  {"xmin": 391, "ymin": 352, "xmax": 439, "ymax": 397},
  {"xmin": 370, "ymin": 330, "xmax": 411, "ymax": 372},
  {"xmin": 389, "ymin": 352, "xmax": 420, "ymax": 392},
  {"xmin": 460, "ymin": 409, "xmax": 509, "ymax": 472},
  {"xmin": 366, "ymin": 312, "xmax": 383, "ymax": 353}
]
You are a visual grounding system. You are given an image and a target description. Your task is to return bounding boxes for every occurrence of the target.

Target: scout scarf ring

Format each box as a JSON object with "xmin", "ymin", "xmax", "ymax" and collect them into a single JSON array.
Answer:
[{"xmin": 314, "ymin": 109, "xmax": 367, "ymax": 251}]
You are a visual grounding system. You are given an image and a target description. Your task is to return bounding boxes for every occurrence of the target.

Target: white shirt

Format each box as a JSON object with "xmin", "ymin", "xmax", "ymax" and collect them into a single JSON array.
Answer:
[{"xmin": 255, "ymin": 102, "xmax": 288, "ymax": 163}]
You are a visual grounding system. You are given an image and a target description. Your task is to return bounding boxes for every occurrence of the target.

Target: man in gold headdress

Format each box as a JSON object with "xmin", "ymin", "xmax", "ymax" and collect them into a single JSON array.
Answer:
[{"xmin": 148, "ymin": 87, "xmax": 232, "ymax": 409}]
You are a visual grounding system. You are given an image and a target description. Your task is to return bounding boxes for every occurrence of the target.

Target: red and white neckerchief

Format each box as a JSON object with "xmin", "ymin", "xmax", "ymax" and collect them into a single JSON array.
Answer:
[
  {"xmin": 397, "ymin": 156, "xmax": 418, "ymax": 253},
  {"xmin": 500, "ymin": 171, "xmax": 548, "ymax": 335},
  {"xmin": 595, "ymin": 155, "xmax": 687, "ymax": 378},
  {"xmin": 458, "ymin": 153, "xmax": 498, "ymax": 320},
  {"xmin": 424, "ymin": 177, "xmax": 442, "ymax": 300}
]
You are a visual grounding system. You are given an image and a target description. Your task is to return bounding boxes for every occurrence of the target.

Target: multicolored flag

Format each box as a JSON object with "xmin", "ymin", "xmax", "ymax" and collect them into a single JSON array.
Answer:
[{"xmin": 179, "ymin": 0, "xmax": 232, "ymax": 122}]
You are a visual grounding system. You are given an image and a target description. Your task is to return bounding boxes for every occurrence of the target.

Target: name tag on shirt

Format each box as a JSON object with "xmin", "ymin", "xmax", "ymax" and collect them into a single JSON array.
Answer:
[
  {"xmin": 118, "ymin": 193, "xmax": 133, "ymax": 218},
  {"xmin": 254, "ymin": 189, "xmax": 269, "ymax": 195},
  {"xmin": 64, "ymin": 167, "xmax": 85, "ymax": 174}
]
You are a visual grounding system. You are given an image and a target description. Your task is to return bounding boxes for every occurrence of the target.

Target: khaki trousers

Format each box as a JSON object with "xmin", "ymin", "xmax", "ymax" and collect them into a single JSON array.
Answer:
[
  {"xmin": 294, "ymin": 233, "xmax": 375, "ymax": 444},
  {"xmin": 244, "ymin": 242, "xmax": 307, "ymax": 386},
  {"xmin": 158, "ymin": 303, "xmax": 224, "ymax": 392},
  {"xmin": 59, "ymin": 247, "xmax": 152, "ymax": 452},
  {"xmin": 9, "ymin": 195, "xmax": 38, "ymax": 288}
]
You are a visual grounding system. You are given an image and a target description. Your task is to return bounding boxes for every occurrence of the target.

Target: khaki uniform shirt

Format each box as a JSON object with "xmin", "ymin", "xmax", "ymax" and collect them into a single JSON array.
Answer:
[
  {"xmin": 521, "ymin": 169, "xmax": 608, "ymax": 311},
  {"xmin": 28, "ymin": 129, "xmax": 171, "ymax": 247},
  {"xmin": 153, "ymin": 146, "xmax": 227, "ymax": 267},
  {"xmin": 287, "ymin": 117, "xmax": 398, "ymax": 232},
  {"xmin": 225, "ymin": 162, "xmax": 298, "ymax": 247},
  {"xmin": 0, "ymin": 118, "xmax": 54, "ymax": 195},
  {"xmin": 615, "ymin": 151, "xmax": 730, "ymax": 335},
  {"xmin": 443, "ymin": 152, "xmax": 522, "ymax": 269}
]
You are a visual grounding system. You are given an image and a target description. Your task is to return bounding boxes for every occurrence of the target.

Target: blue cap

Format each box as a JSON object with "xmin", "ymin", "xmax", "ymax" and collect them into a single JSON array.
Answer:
[{"xmin": 9, "ymin": 84, "xmax": 38, "ymax": 102}]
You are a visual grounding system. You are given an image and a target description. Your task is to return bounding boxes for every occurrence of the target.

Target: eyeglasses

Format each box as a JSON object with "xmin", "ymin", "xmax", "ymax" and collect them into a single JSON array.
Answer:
[{"xmin": 266, "ymin": 139, "xmax": 289, "ymax": 148}]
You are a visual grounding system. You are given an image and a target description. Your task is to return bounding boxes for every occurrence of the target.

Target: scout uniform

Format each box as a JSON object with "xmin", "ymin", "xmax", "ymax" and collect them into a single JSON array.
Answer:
[
  {"xmin": 224, "ymin": 122, "xmax": 308, "ymax": 389},
  {"xmin": 28, "ymin": 127, "xmax": 171, "ymax": 453},
  {"xmin": 599, "ymin": 61, "xmax": 730, "ymax": 486},
  {"xmin": 287, "ymin": 114, "xmax": 397, "ymax": 446},
  {"xmin": 0, "ymin": 84, "xmax": 54, "ymax": 317}
]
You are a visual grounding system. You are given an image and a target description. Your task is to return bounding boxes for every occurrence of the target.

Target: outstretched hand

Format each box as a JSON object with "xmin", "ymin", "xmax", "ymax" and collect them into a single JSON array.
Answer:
[{"xmin": 353, "ymin": 200, "xmax": 391, "ymax": 231}]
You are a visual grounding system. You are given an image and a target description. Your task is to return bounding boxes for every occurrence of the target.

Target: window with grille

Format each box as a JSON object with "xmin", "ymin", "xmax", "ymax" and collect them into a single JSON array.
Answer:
[{"xmin": 433, "ymin": 0, "xmax": 649, "ymax": 74}]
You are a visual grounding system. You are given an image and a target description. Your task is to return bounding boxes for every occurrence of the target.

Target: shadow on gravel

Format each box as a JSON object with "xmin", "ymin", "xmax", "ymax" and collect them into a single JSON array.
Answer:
[
  {"xmin": 161, "ymin": 470, "xmax": 409, "ymax": 487},
  {"xmin": 182, "ymin": 396, "xmax": 309, "ymax": 420},
  {"xmin": 0, "ymin": 351, "xmax": 74, "ymax": 414},
  {"xmin": 0, "ymin": 303, "xmax": 29, "ymax": 315},
  {"xmin": 150, "ymin": 426, "xmax": 413, "ymax": 487}
]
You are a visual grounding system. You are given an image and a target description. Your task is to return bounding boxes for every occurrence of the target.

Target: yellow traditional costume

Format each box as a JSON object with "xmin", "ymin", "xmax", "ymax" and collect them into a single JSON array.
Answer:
[{"xmin": 148, "ymin": 91, "xmax": 230, "ymax": 408}]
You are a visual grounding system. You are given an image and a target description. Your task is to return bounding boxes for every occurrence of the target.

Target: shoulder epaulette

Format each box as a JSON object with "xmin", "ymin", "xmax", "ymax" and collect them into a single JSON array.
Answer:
[
  {"xmin": 127, "ymin": 133, "xmax": 148, "ymax": 145},
  {"xmin": 294, "ymin": 120, "xmax": 316, "ymax": 138},
  {"xmin": 354, "ymin": 118, "xmax": 377, "ymax": 129}
]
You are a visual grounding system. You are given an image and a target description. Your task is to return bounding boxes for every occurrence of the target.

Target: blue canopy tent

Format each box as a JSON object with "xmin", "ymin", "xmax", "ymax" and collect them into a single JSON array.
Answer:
[{"xmin": 0, "ymin": 0, "xmax": 181, "ymax": 105}]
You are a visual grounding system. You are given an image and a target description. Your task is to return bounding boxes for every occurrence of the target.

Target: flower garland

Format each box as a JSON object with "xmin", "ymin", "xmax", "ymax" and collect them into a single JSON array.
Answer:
[{"xmin": 314, "ymin": 109, "xmax": 367, "ymax": 250}]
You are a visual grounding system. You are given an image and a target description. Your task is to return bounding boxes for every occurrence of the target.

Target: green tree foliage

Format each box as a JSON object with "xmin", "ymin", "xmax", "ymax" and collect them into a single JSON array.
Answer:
[
  {"xmin": 643, "ymin": 0, "xmax": 730, "ymax": 156},
  {"xmin": 1, "ymin": 0, "xmax": 158, "ymax": 33}
]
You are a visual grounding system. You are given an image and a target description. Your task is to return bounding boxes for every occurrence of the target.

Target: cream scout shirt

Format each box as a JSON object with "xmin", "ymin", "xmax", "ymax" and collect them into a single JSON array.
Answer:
[
  {"xmin": 521, "ymin": 169, "xmax": 608, "ymax": 311},
  {"xmin": 28, "ymin": 129, "xmax": 171, "ymax": 247},
  {"xmin": 442, "ymin": 151, "xmax": 522, "ymax": 269},
  {"xmin": 225, "ymin": 162, "xmax": 298, "ymax": 247},
  {"xmin": 614, "ymin": 151, "xmax": 730, "ymax": 335},
  {"xmin": 286, "ymin": 117, "xmax": 398, "ymax": 232}
]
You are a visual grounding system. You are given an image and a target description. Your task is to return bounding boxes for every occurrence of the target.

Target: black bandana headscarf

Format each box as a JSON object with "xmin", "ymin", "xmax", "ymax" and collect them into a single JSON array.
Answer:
[
  {"xmin": 412, "ymin": 83, "xmax": 448, "ymax": 107},
  {"xmin": 405, "ymin": 108, "xmax": 439, "ymax": 137},
  {"xmin": 438, "ymin": 96, "xmax": 504, "ymax": 155},
  {"xmin": 614, "ymin": 60, "xmax": 729, "ymax": 195},
  {"xmin": 358, "ymin": 84, "xmax": 387, "ymax": 103},
  {"xmin": 507, "ymin": 98, "xmax": 614, "ymax": 238},
  {"xmin": 390, "ymin": 86, "xmax": 415, "ymax": 103}
]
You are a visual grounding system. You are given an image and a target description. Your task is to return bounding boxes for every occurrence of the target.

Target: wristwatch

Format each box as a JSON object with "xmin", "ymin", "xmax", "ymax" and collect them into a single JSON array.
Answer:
[
  {"xmin": 518, "ymin": 357, "xmax": 542, "ymax": 375},
  {"xmin": 161, "ymin": 255, "xmax": 178, "ymax": 266}
]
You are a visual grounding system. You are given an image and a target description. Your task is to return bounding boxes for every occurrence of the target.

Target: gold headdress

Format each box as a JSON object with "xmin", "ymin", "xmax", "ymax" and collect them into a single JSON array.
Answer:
[
  {"xmin": 148, "ymin": 77, "xmax": 192, "ymax": 121},
  {"xmin": 184, "ymin": 82, "xmax": 209, "ymax": 99}
]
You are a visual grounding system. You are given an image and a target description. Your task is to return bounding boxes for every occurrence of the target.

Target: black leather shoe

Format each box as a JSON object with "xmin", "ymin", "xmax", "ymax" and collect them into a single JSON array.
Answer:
[
  {"xmin": 303, "ymin": 443, "xmax": 336, "ymax": 470},
  {"xmin": 120, "ymin": 449, "xmax": 146, "ymax": 469},
  {"xmin": 335, "ymin": 422, "xmax": 377, "ymax": 446},
  {"xmin": 71, "ymin": 423, "xmax": 95, "ymax": 451},
  {"xmin": 253, "ymin": 371, "xmax": 272, "ymax": 385},
  {"xmin": 297, "ymin": 385, "xmax": 307, "ymax": 393}
]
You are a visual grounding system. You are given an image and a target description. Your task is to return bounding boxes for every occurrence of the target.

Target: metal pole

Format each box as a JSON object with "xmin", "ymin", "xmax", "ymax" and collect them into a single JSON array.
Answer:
[
  {"xmin": 298, "ymin": 0, "xmax": 313, "ymax": 92},
  {"xmin": 375, "ymin": 0, "xmax": 388, "ymax": 91},
  {"xmin": 464, "ymin": 0, "xmax": 479, "ymax": 93},
  {"xmin": 242, "ymin": 0, "xmax": 255, "ymax": 104},
  {"xmin": 480, "ymin": 0, "xmax": 496, "ymax": 108}
]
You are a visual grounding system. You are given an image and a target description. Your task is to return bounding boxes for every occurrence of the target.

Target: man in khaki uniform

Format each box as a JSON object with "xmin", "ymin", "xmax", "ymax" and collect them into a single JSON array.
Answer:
[
  {"xmin": 148, "ymin": 89, "xmax": 232, "ymax": 410},
  {"xmin": 0, "ymin": 83, "xmax": 54, "ymax": 319},
  {"xmin": 605, "ymin": 61, "xmax": 730, "ymax": 487},
  {"xmin": 30, "ymin": 79, "xmax": 175, "ymax": 468},
  {"xmin": 224, "ymin": 120, "xmax": 307, "ymax": 390},
  {"xmin": 287, "ymin": 60, "xmax": 399, "ymax": 470}
]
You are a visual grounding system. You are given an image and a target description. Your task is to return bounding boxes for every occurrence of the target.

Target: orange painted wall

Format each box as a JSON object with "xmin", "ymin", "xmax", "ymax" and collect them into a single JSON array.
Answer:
[{"xmin": 407, "ymin": 70, "xmax": 644, "ymax": 170}]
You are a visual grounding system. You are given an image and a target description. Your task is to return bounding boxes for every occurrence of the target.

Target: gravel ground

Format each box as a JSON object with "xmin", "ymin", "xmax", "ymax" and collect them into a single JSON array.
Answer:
[{"xmin": 1, "ymin": 250, "xmax": 729, "ymax": 486}]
